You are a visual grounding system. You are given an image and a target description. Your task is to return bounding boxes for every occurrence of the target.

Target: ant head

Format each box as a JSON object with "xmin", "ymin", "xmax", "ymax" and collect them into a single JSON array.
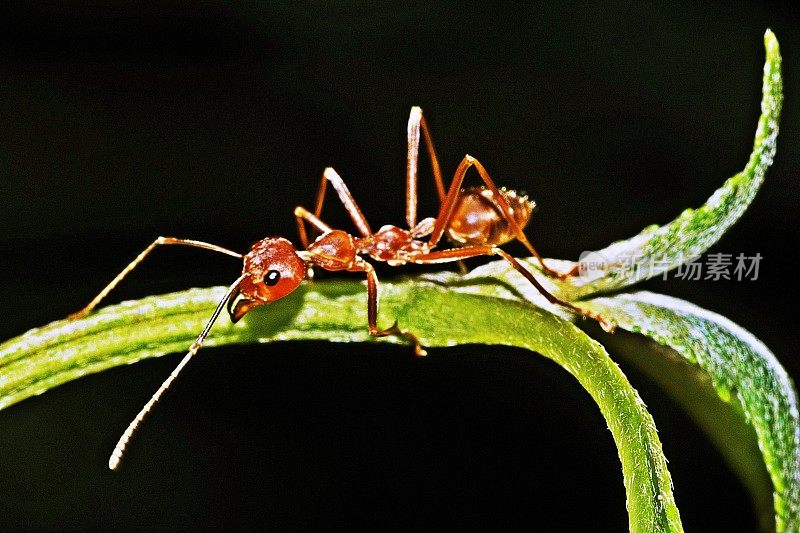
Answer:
[{"xmin": 228, "ymin": 237, "xmax": 307, "ymax": 322}]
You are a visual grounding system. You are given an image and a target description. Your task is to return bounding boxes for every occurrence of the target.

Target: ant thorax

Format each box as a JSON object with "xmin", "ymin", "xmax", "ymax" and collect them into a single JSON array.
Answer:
[
  {"xmin": 357, "ymin": 225, "xmax": 429, "ymax": 265},
  {"xmin": 447, "ymin": 186, "xmax": 535, "ymax": 247},
  {"xmin": 305, "ymin": 230, "xmax": 358, "ymax": 271}
]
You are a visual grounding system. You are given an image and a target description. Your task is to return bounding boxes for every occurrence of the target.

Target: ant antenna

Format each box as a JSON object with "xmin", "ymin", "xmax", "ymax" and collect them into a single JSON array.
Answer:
[{"xmin": 108, "ymin": 275, "xmax": 246, "ymax": 470}]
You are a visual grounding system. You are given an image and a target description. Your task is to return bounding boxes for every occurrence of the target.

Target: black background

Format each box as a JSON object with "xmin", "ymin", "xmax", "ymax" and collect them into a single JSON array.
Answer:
[{"xmin": 2, "ymin": 2, "xmax": 799, "ymax": 531}]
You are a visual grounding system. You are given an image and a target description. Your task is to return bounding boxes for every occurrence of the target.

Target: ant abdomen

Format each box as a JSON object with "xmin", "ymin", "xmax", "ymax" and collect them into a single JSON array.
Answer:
[{"xmin": 447, "ymin": 186, "xmax": 535, "ymax": 247}]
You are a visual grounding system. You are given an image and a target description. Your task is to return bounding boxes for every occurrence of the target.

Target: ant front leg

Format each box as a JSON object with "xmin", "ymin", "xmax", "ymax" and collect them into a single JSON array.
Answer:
[
  {"xmin": 300, "ymin": 167, "xmax": 372, "ymax": 244},
  {"xmin": 354, "ymin": 259, "xmax": 427, "ymax": 356},
  {"xmin": 294, "ymin": 206, "xmax": 333, "ymax": 249},
  {"xmin": 295, "ymin": 167, "xmax": 375, "ymax": 278},
  {"xmin": 68, "ymin": 237, "xmax": 242, "ymax": 320},
  {"xmin": 409, "ymin": 245, "xmax": 616, "ymax": 333},
  {"xmin": 427, "ymin": 155, "xmax": 573, "ymax": 279}
]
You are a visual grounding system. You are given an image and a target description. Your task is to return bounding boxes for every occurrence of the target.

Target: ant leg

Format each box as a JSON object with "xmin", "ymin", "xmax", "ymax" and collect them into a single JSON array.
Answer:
[
  {"xmin": 410, "ymin": 245, "xmax": 615, "ymax": 333},
  {"xmin": 294, "ymin": 206, "xmax": 333, "ymax": 249},
  {"xmin": 306, "ymin": 167, "xmax": 372, "ymax": 239},
  {"xmin": 108, "ymin": 275, "xmax": 245, "ymax": 470},
  {"xmin": 356, "ymin": 260, "xmax": 427, "ymax": 356},
  {"xmin": 427, "ymin": 155, "xmax": 569, "ymax": 279},
  {"xmin": 406, "ymin": 106, "xmax": 446, "ymax": 228},
  {"xmin": 68, "ymin": 237, "xmax": 242, "ymax": 320},
  {"xmin": 407, "ymin": 107, "xmax": 475, "ymax": 272}
]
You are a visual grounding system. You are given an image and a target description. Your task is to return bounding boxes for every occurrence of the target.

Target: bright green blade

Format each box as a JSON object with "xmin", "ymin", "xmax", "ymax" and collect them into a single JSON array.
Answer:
[
  {"xmin": 583, "ymin": 291, "xmax": 799, "ymax": 532},
  {"xmin": 1, "ymin": 280, "xmax": 682, "ymax": 532}
]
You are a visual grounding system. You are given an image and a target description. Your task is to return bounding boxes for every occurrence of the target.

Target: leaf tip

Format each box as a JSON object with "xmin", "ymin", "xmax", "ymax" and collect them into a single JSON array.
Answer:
[{"xmin": 764, "ymin": 29, "xmax": 779, "ymax": 53}]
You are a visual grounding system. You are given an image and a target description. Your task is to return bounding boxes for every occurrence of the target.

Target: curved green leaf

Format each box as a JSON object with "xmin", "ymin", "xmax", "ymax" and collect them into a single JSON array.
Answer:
[
  {"xmin": 1, "ymin": 280, "xmax": 682, "ymax": 532},
  {"xmin": 582, "ymin": 291, "xmax": 799, "ymax": 532},
  {"xmin": 2, "ymin": 29, "xmax": 782, "ymax": 533},
  {"xmin": 554, "ymin": 29, "xmax": 781, "ymax": 300}
]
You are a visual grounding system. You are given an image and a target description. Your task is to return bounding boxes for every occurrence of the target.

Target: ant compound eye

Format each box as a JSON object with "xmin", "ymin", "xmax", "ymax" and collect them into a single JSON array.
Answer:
[{"xmin": 263, "ymin": 270, "xmax": 281, "ymax": 286}]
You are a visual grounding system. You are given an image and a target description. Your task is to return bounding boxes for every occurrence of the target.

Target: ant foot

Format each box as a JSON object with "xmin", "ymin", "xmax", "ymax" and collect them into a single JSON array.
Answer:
[
  {"xmin": 411, "ymin": 340, "xmax": 428, "ymax": 357},
  {"xmin": 595, "ymin": 314, "xmax": 617, "ymax": 333},
  {"xmin": 543, "ymin": 263, "xmax": 580, "ymax": 280},
  {"xmin": 370, "ymin": 321, "xmax": 428, "ymax": 356}
]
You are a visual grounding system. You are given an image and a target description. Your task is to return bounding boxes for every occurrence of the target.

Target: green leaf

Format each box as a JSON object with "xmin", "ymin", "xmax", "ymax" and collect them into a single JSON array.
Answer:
[
  {"xmin": 559, "ymin": 29, "xmax": 782, "ymax": 300},
  {"xmin": 581, "ymin": 291, "xmax": 800, "ymax": 532},
  {"xmin": 1, "ymin": 280, "xmax": 682, "ymax": 532}
]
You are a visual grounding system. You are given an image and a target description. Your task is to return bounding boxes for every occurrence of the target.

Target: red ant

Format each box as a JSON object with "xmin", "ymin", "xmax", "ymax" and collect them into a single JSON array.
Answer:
[{"xmin": 68, "ymin": 106, "xmax": 612, "ymax": 470}]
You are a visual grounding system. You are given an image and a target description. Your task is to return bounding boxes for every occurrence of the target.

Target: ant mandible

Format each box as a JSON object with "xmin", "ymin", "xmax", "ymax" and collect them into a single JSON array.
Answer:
[{"xmin": 68, "ymin": 107, "xmax": 613, "ymax": 470}]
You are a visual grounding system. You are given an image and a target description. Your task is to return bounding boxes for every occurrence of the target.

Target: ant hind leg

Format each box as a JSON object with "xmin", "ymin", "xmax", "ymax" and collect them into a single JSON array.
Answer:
[
  {"xmin": 427, "ymin": 155, "xmax": 574, "ymax": 279},
  {"xmin": 409, "ymin": 244, "xmax": 615, "ymax": 332}
]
